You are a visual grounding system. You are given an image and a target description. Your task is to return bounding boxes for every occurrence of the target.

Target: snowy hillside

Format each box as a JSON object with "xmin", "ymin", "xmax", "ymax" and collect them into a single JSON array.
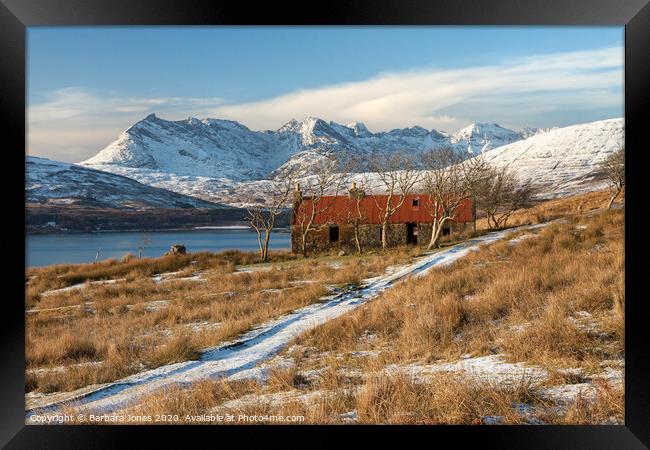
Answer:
[
  {"xmin": 82, "ymin": 114, "xmax": 524, "ymax": 180},
  {"xmin": 26, "ymin": 156, "xmax": 226, "ymax": 209},
  {"xmin": 79, "ymin": 164, "xmax": 277, "ymax": 207},
  {"xmin": 481, "ymin": 118, "xmax": 624, "ymax": 198}
]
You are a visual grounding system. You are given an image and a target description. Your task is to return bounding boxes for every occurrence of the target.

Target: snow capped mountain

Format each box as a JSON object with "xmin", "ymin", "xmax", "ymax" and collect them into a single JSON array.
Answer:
[
  {"xmin": 451, "ymin": 122, "xmax": 523, "ymax": 154},
  {"xmin": 82, "ymin": 114, "xmax": 524, "ymax": 181},
  {"xmin": 26, "ymin": 156, "xmax": 226, "ymax": 209},
  {"xmin": 84, "ymin": 118, "xmax": 623, "ymax": 207},
  {"xmin": 482, "ymin": 118, "xmax": 624, "ymax": 198},
  {"xmin": 78, "ymin": 115, "xmax": 624, "ymax": 206},
  {"xmin": 82, "ymin": 114, "xmax": 282, "ymax": 180}
]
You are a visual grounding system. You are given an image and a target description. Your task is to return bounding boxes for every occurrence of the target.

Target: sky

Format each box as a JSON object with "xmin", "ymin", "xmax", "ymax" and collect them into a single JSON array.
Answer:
[{"xmin": 27, "ymin": 26, "xmax": 624, "ymax": 163}]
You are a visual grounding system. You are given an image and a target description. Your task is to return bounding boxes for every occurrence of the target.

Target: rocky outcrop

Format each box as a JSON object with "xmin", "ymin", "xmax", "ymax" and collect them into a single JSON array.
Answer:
[{"xmin": 166, "ymin": 244, "xmax": 187, "ymax": 255}]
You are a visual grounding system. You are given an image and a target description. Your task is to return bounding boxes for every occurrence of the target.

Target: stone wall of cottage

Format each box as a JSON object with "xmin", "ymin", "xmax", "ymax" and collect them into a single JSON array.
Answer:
[{"xmin": 290, "ymin": 221, "xmax": 474, "ymax": 254}]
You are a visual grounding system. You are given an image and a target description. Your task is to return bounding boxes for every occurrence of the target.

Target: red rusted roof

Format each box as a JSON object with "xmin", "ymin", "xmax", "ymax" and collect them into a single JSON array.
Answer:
[{"xmin": 292, "ymin": 193, "xmax": 474, "ymax": 226}]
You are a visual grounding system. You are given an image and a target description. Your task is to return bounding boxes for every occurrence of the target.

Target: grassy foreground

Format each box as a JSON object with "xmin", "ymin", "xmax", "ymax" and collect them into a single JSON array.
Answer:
[
  {"xmin": 27, "ymin": 189, "xmax": 624, "ymax": 424},
  {"xmin": 26, "ymin": 246, "xmax": 419, "ymax": 396},
  {"xmin": 96, "ymin": 190, "xmax": 624, "ymax": 425}
]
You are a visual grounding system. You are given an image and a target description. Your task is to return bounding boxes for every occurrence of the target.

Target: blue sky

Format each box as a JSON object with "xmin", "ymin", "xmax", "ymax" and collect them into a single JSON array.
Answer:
[{"xmin": 27, "ymin": 26, "xmax": 624, "ymax": 162}]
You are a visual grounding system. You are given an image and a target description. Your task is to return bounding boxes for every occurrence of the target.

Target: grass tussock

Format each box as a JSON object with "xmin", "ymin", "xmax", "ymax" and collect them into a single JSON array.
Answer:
[
  {"xmin": 354, "ymin": 372, "xmax": 537, "ymax": 424},
  {"xmin": 100, "ymin": 370, "xmax": 546, "ymax": 425},
  {"xmin": 553, "ymin": 379, "xmax": 624, "ymax": 424}
]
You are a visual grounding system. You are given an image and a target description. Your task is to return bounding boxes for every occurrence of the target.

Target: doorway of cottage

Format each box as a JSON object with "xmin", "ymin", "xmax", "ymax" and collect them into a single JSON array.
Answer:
[{"xmin": 406, "ymin": 222, "xmax": 417, "ymax": 245}]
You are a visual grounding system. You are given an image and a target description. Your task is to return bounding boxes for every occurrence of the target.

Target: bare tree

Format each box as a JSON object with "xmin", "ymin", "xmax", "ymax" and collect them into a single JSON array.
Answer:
[
  {"xmin": 293, "ymin": 154, "xmax": 347, "ymax": 257},
  {"xmin": 599, "ymin": 147, "xmax": 625, "ymax": 209},
  {"xmin": 246, "ymin": 171, "xmax": 297, "ymax": 262},
  {"xmin": 336, "ymin": 155, "xmax": 373, "ymax": 255},
  {"xmin": 420, "ymin": 147, "xmax": 488, "ymax": 249},
  {"xmin": 368, "ymin": 152, "xmax": 420, "ymax": 248},
  {"xmin": 94, "ymin": 247, "xmax": 103, "ymax": 264},
  {"xmin": 344, "ymin": 175, "xmax": 370, "ymax": 255},
  {"xmin": 477, "ymin": 166, "xmax": 535, "ymax": 229},
  {"xmin": 136, "ymin": 236, "xmax": 152, "ymax": 259}
]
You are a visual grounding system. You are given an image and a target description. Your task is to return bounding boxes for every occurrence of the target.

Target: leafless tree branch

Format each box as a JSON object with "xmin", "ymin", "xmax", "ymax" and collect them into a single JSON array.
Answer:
[
  {"xmin": 420, "ymin": 147, "xmax": 488, "ymax": 249},
  {"xmin": 599, "ymin": 147, "xmax": 625, "ymax": 209}
]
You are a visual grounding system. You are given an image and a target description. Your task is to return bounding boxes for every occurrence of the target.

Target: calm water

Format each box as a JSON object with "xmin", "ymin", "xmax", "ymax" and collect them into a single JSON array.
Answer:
[{"xmin": 26, "ymin": 229, "xmax": 291, "ymax": 267}]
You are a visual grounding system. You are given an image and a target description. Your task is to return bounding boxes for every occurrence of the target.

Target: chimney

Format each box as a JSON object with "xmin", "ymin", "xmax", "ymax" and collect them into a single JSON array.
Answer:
[
  {"xmin": 293, "ymin": 183, "xmax": 302, "ymax": 203},
  {"xmin": 348, "ymin": 181, "xmax": 365, "ymax": 199}
]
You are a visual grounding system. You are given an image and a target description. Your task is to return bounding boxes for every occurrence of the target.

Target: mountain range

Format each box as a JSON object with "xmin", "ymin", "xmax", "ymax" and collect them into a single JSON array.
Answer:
[
  {"xmin": 81, "ymin": 114, "xmax": 535, "ymax": 180},
  {"xmin": 28, "ymin": 115, "xmax": 624, "ymax": 210}
]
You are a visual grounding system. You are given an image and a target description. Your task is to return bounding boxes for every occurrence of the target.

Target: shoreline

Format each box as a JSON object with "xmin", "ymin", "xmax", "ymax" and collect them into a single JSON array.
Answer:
[{"xmin": 26, "ymin": 226, "xmax": 291, "ymax": 236}]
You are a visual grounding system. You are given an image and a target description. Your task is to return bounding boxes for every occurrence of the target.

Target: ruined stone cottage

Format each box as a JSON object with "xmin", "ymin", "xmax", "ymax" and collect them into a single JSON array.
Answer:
[{"xmin": 290, "ymin": 183, "xmax": 476, "ymax": 254}]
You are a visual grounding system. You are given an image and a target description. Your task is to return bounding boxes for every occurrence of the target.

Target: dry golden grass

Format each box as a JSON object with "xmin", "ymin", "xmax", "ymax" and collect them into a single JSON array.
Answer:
[
  {"xmin": 101, "ymin": 370, "xmax": 546, "ymax": 425},
  {"xmin": 114, "ymin": 379, "xmax": 263, "ymax": 422},
  {"xmin": 353, "ymin": 372, "xmax": 541, "ymax": 424},
  {"xmin": 73, "ymin": 369, "xmax": 622, "ymax": 425},
  {"xmin": 244, "ymin": 373, "xmax": 540, "ymax": 425},
  {"xmin": 26, "ymin": 247, "xmax": 418, "ymax": 394},
  {"xmin": 25, "ymin": 250, "xmax": 298, "ymax": 308},
  {"xmin": 89, "ymin": 197, "xmax": 625, "ymax": 425},
  {"xmin": 295, "ymin": 207, "xmax": 624, "ymax": 372},
  {"xmin": 476, "ymin": 188, "xmax": 624, "ymax": 231},
  {"xmin": 549, "ymin": 379, "xmax": 624, "ymax": 424},
  {"xmin": 31, "ymin": 191, "xmax": 625, "ymax": 424}
]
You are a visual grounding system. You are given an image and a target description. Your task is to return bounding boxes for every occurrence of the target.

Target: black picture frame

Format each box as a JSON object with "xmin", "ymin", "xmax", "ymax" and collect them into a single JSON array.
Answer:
[{"xmin": 2, "ymin": 0, "xmax": 648, "ymax": 447}]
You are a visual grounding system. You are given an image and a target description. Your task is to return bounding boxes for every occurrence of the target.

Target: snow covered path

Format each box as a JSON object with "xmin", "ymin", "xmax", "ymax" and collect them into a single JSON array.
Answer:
[{"xmin": 27, "ymin": 225, "xmax": 543, "ymax": 418}]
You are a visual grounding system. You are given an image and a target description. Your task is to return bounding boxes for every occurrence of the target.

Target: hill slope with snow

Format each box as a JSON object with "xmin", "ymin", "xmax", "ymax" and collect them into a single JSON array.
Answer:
[
  {"xmin": 26, "ymin": 156, "xmax": 227, "ymax": 209},
  {"xmin": 481, "ymin": 118, "xmax": 624, "ymax": 198}
]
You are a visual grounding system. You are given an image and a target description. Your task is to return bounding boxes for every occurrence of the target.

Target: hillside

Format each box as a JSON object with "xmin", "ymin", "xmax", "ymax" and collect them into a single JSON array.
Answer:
[
  {"xmin": 26, "ymin": 156, "xmax": 227, "ymax": 210},
  {"xmin": 481, "ymin": 118, "xmax": 624, "ymax": 198}
]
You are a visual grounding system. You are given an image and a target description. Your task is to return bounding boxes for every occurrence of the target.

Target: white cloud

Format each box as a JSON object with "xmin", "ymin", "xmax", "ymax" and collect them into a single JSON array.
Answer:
[
  {"xmin": 29, "ymin": 88, "xmax": 225, "ymax": 124},
  {"xmin": 211, "ymin": 46, "xmax": 623, "ymax": 132},
  {"xmin": 28, "ymin": 45, "xmax": 623, "ymax": 162},
  {"xmin": 424, "ymin": 115, "xmax": 456, "ymax": 124}
]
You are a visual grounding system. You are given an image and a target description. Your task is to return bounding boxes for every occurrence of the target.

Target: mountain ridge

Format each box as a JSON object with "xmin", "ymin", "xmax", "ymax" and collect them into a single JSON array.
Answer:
[
  {"xmin": 81, "ymin": 114, "xmax": 529, "ymax": 180},
  {"xmin": 29, "ymin": 114, "xmax": 624, "ymax": 209},
  {"xmin": 81, "ymin": 117, "xmax": 623, "ymax": 207}
]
